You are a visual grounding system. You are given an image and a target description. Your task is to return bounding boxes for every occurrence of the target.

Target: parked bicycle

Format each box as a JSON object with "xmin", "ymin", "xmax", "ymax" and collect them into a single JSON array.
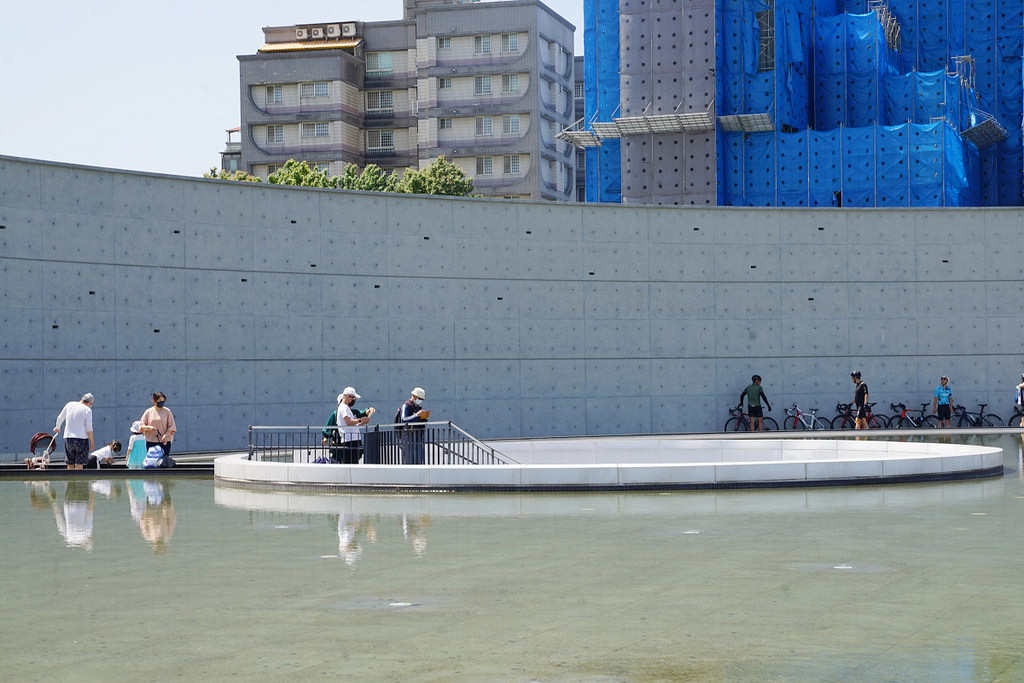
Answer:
[
  {"xmin": 831, "ymin": 402, "xmax": 887, "ymax": 429},
  {"xmin": 952, "ymin": 403, "xmax": 1002, "ymax": 428},
  {"xmin": 889, "ymin": 402, "xmax": 940, "ymax": 429},
  {"xmin": 724, "ymin": 406, "xmax": 779, "ymax": 432},
  {"xmin": 783, "ymin": 404, "xmax": 829, "ymax": 430},
  {"xmin": 1007, "ymin": 404, "xmax": 1024, "ymax": 428}
]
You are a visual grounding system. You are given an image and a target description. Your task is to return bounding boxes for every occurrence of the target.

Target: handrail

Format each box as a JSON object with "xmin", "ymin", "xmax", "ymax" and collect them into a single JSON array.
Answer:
[{"xmin": 248, "ymin": 421, "xmax": 517, "ymax": 465}]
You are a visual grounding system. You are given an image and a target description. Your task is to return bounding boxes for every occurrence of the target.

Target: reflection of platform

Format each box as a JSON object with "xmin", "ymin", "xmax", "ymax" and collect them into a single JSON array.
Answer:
[{"xmin": 214, "ymin": 437, "xmax": 1003, "ymax": 492}]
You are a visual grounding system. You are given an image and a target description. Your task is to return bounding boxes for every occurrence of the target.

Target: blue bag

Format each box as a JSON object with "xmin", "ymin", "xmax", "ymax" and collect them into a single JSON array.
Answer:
[{"xmin": 142, "ymin": 445, "xmax": 165, "ymax": 469}]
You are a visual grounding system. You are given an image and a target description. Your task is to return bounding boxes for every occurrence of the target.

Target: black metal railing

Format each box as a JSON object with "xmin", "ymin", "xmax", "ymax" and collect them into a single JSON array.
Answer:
[{"xmin": 248, "ymin": 421, "xmax": 517, "ymax": 465}]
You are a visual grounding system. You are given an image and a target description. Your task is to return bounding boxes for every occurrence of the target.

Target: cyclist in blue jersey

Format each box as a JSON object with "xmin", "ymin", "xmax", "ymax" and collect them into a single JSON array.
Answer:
[{"xmin": 932, "ymin": 375, "xmax": 953, "ymax": 428}]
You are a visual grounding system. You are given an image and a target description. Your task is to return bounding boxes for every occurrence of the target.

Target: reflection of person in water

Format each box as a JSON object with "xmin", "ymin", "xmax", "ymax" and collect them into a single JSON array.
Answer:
[
  {"xmin": 127, "ymin": 480, "xmax": 176, "ymax": 553},
  {"xmin": 401, "ymin": 514, "xmax": 431, "ymax": 558},
  {"xmin": 53, "ymin": 481, "xmax": 95, "ymax": 550},
  {"xmin": 337, "ymin": 512, "xmax": 377, "ymax": 567}
]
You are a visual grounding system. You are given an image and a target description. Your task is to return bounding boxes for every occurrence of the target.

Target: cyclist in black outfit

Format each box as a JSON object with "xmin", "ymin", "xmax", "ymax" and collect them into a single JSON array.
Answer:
[{"xmin": 851, "ymin": 370, "xmax": 869, "ymax": 430}]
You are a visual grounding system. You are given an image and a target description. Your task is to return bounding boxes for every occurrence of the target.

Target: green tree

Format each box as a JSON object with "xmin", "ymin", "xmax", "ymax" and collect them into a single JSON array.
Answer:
[
  {"xmin": 203, "ymin": 167, "xmax": 262, "ymax": 182},
  {"xmin": 337, "ymin": 163, "xmax": 399, "ymax": 192},
  {"xmin": 267, "ymin": 159, "xmax": 339, "ymax": 188},
  {"xmin": 398, "ymin": 156, "xmax": 474, "ymax": 196}
]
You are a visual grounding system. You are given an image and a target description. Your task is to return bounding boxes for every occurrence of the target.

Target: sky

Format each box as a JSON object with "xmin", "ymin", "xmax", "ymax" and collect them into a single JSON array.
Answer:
[{"xmin": 1, "ymin": 0, "xmax": 584, "ymax": 179}]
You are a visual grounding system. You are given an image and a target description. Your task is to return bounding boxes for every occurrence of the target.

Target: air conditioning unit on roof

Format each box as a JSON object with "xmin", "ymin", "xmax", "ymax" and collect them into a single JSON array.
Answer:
[
  {"xmin": 341, "ymin": 23, "xmax": 356, "ymax": 37},
  {"xmin": 295, "ymin": 28, "xmax": 308, "ymax": 40},
  {"xmin": 310, "ymin": 27, "xmax": 324, "ymax": 39},
  {"xmin": 326, "ymin": 24, "xmax": 341, "ymax": 38}
]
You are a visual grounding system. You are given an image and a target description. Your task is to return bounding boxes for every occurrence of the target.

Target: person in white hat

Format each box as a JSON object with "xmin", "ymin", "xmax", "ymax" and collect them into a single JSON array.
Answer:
[
  {"xmin": 398, "ymin": 387, "xmax": 431, "ymax": 464},
  {"xmin": 335, "ymin": 387, "xmax": 373, "ymax": 464}
]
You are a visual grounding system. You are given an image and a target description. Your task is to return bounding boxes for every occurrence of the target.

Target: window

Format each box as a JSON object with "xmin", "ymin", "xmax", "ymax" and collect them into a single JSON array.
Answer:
[
  {"xmin": 266, "ymin": 85, "xmax": 282, "ymax": 104},
  {"xmin": 367, "ymin": 129, "xmax": 394, "ymax": 151},
  {"xmin": 502, "ymin": 115, "xmax": 520, "ymax": 135},
  {"xmin": 475, "ymin": 116, "xmax": 492, "ymax": 136},
  {"xmin": 474, "ymin": 75, "xmax": 491, "ymax": 95},
  {"xmin": 474, "ymin": 35, "xmax": 491, "ymax": 54},
  {"xmin": 501, "ymin": 74, "xmax": 519, "ymax": 93},
  {"xmin": 476, "ymin": 156, "xmax": 493, "ymax": 175},
  {"xmin": 438, "ymin": 118, "xmax": 453, "ymax": 130},
  {"xmin": 503, "ymin": 155, "xmax": 520, "ymax": 174},
  {"xmin": 301, "ymin": 122, "xmax": 330, "ymax": 137},
  {"xmin": 501, "ymin": 33, "xmax": 518, "ymax": 53},
  {"xmin": 314, "ymin": 162, "xmax": 331, "ymax": 172},
  {"xmin": 366, "ymin": 51, "xmax": 393, "ymax": 77},
  {"xmin": 438, "ymin": 36, "xmax": 451, "ymax": 49},
  {"xmin": 439, "ymin": 77, "xmax": 452, "ymax": 89},
  {"xmin": 574, "ymin": 82, "xmax": 584, "ymax": 99},
  {"xmin": 266, "ymin": 125, "xmax": 283, "ymax": 144},
  {"xmin": 366, "ymin": 90, "xmax": 394, "ymax": 113},
  {"xmin": 267, "ymin": 164, "xmax": 282, "ymax": 175},
  {"xmin": 756, "ymin": 3, "xmax": 775, "ymax": 71},
  {"xmin": 300, "ymin": 82, "xmax": 329, "ymax": 98}
]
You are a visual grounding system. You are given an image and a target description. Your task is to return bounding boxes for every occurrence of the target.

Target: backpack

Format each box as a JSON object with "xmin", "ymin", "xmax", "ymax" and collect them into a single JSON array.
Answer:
[
  {"xmin": 394, "ymin": 400, "xmax": 415, "ymax": 429},
  {"xmin": 142, "ymin": 445, "xmax": 165, "ymax": 469}
]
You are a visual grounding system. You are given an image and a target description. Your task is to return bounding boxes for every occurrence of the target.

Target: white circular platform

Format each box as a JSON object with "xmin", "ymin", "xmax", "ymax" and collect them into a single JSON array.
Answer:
[{"xmin": 214, "ymin": 436, "xmax": 1004, "ymax": 491}]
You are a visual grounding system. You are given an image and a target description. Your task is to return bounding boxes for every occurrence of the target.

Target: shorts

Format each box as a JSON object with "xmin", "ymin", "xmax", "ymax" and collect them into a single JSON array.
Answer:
[
  {"xmin": 64, "ymin": 438, "xmax": 90, "ymax": 466},
  {"xmin": 856, "ymin": 405, "xmax": 869, "ymax": 419},
  {"xmin": 937, "ymin": 404, "xmax": 951, "ymax": 420},
  {"xmin": 748, "ymin": 406, "xmax": 763, "ymax": 418}
]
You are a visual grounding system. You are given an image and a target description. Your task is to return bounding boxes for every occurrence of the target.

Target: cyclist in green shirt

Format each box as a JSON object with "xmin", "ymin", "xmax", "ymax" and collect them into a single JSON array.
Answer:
[{"xmin": 738, "ymin": 375, "xmax": 772, "ymax": 432}]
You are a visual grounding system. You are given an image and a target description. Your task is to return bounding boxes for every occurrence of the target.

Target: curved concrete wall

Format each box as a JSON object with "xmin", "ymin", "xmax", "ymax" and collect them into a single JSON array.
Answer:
[{"xmin": 2, "ymin": 154, "xmax": 1022, "ymax": 456}]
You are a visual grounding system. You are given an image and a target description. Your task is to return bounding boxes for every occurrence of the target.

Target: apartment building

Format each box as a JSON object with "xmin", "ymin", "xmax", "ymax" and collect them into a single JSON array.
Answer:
[{"xmin": 235, "ymin": 0, "xmax": 576, "ymax": 201}]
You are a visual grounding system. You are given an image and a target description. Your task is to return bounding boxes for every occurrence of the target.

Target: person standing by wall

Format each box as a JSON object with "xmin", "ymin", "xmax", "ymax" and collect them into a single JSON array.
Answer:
[
  {"xmin": 851, "ymin": 371, "xmax": 869, "ymax": 430},
  {"xmin": 140, "ymin": 391, "xmax": 176, "ymax": 467},
  {"xmin": 54, "ymin": 393, "xmax": 95, "ymax": 470},
  {"xmin": 932, "ymin": 375, "xmax": 954, "ymax": 428},
  {"xmin": 738, "ymin": 375, "xmax": 772, "ymax": 431},
  {"xmin": 335, "ymin": 387, "xmax": 373, "ymax": 464},
  {"xmin": 399, "ymin": 387, "xmax": 430, "ymax": 464}
]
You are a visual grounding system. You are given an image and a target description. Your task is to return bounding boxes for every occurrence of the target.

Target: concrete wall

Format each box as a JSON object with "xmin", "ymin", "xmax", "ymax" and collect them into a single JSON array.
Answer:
[{"xmin": 2, "ymin": 154, "xmax": 1021, "ymax": 457}]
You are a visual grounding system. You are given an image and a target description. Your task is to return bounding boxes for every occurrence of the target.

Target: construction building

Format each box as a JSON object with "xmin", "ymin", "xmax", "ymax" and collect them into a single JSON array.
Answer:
[
  {"xmin": 570, "ymin": 0, "xmax": 1022, "ymax": 207},
  {"xmin": 235, "ymin": 0, "xmax": 576, "ymax": 201}
]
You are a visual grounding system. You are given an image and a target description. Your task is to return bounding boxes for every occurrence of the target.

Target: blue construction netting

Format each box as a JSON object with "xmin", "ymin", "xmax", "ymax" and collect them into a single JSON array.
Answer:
[
  {"xmin": 583, "ymin": 0, "xmax": 622, "ymax": 203},
  {"xmin": 715, "ymin": 0, "xmax": 1020, "ymax": 206},
  {"xmin": 720, "ymin": 121, "xmax": 979, "ymax": 207}
]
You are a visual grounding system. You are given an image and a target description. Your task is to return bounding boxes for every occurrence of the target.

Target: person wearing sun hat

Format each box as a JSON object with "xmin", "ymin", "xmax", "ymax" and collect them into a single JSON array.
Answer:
[{"xmin": 334, "ymin": 387, "xmax": 373, "ymax": 464}]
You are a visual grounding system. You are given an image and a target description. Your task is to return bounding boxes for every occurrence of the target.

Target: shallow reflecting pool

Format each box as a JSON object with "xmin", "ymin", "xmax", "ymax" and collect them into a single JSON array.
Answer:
[{"xmin": 4, "ymin": 433, "xmax": 1024, "ymax": 681}]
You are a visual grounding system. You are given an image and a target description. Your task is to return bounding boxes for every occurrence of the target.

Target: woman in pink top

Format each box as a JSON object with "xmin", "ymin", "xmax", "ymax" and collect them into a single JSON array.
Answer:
[{"xmin": 140, "ymin": 391, "xmax": 177, "ymax": 466}]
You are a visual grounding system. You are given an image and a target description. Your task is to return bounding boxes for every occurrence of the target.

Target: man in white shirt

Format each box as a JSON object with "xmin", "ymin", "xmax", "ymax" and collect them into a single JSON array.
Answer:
[
  {"xmin": 335, "ymin": 387, "xmax": 371, "ymax": 464},
  {"xmin": 54, "ymin": 393, "xmax": 95, "ymax": 470}
]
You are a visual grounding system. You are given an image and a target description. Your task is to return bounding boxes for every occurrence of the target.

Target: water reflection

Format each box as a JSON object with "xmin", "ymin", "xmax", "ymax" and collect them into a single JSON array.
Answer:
[{"xmin": 25, "ymin": 479, "xmax": 175, "ymax": 552}]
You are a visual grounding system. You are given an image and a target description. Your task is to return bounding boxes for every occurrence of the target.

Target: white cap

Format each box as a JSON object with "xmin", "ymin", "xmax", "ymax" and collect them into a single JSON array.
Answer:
[
  {"xmin": 341, "ymin": 387, "xmax": 360, "ymax": 399},
  {"xmin": 131, "ymin": 420, "xmax": 142, "ymax": 434},
  {"xmin": 411, "ymin": 387, "xmax": 425, "ymax": 399}
]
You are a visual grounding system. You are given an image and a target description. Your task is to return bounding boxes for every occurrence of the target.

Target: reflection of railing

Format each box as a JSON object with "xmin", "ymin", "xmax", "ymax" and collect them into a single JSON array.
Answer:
[{"xmin": 248, "ymin": 422, "xmax": 517, "ymax": 465}]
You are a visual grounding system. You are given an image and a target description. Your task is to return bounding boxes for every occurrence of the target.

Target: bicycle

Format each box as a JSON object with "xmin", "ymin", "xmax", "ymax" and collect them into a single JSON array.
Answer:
[
  {"xmin": 783, "ymin": 404, "xmax": 829, "ymax": 430},
  {"xmin": 724, "ymin": 406, "xmax": 779, "ymax": 432},
  {"xmin": 889, "ymin": 402, "xmax": 940, "ymax": 429},
  {"xmin": 1007, "ymin": 404, "xmax": 1024, "ymax": 428},
  {"xmin": 831, "ymin": 402, "xmax": 887, "ymax": 429},
  {"xmin": 952, "ymin": 403, "xmax": 1002, "ymax": 428}
]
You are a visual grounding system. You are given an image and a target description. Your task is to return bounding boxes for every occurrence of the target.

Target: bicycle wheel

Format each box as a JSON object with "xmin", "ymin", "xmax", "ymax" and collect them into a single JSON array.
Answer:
[
  {"xmin": 920, "ymin": 415, "xmax": 941, "ymax": 428},
  {"xmin": 831, "ymin": 415, "xmax": 854, "ymax": 430},
  {"xmin": 983, "ymin": 415, "xmax": 1002, "ymax": 427},
  {"xmin": 1011, "ymin": 411, "xmax": 1024, "ymax": 428},
  {"xmin": 867, "ymin": 415, "xmax": 886, "ymax": 429},
  {"xmin": 894, "ymin": 416, "xmax": 914, "ymax": 429},
  {"xmin": 784, "ymin": 415, "xmax": 801, "ymax": 430},
  {"xmin": 810, "ymin": 417, "xmax": 829, "ymax": 430},
  {"xmin": 956, "ymin": 414, "xmax": 976, "ymax": 428},
  {"xmin": 724, "ymin": 417, "xmax": 748, "ymax": 432},
  {"xmin": 761, "ymin": 417, "xmax": 779, "ymax": 432}
]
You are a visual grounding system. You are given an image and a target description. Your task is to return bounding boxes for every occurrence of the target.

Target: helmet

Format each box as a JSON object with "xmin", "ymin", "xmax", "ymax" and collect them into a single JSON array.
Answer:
[
  {"xmin": 850, "ymin": 370, "xmax": 861, "ymax": 379},
  {"xmin": 751, "ymin": 375, "xmax": 761, "ymax": 382}
]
